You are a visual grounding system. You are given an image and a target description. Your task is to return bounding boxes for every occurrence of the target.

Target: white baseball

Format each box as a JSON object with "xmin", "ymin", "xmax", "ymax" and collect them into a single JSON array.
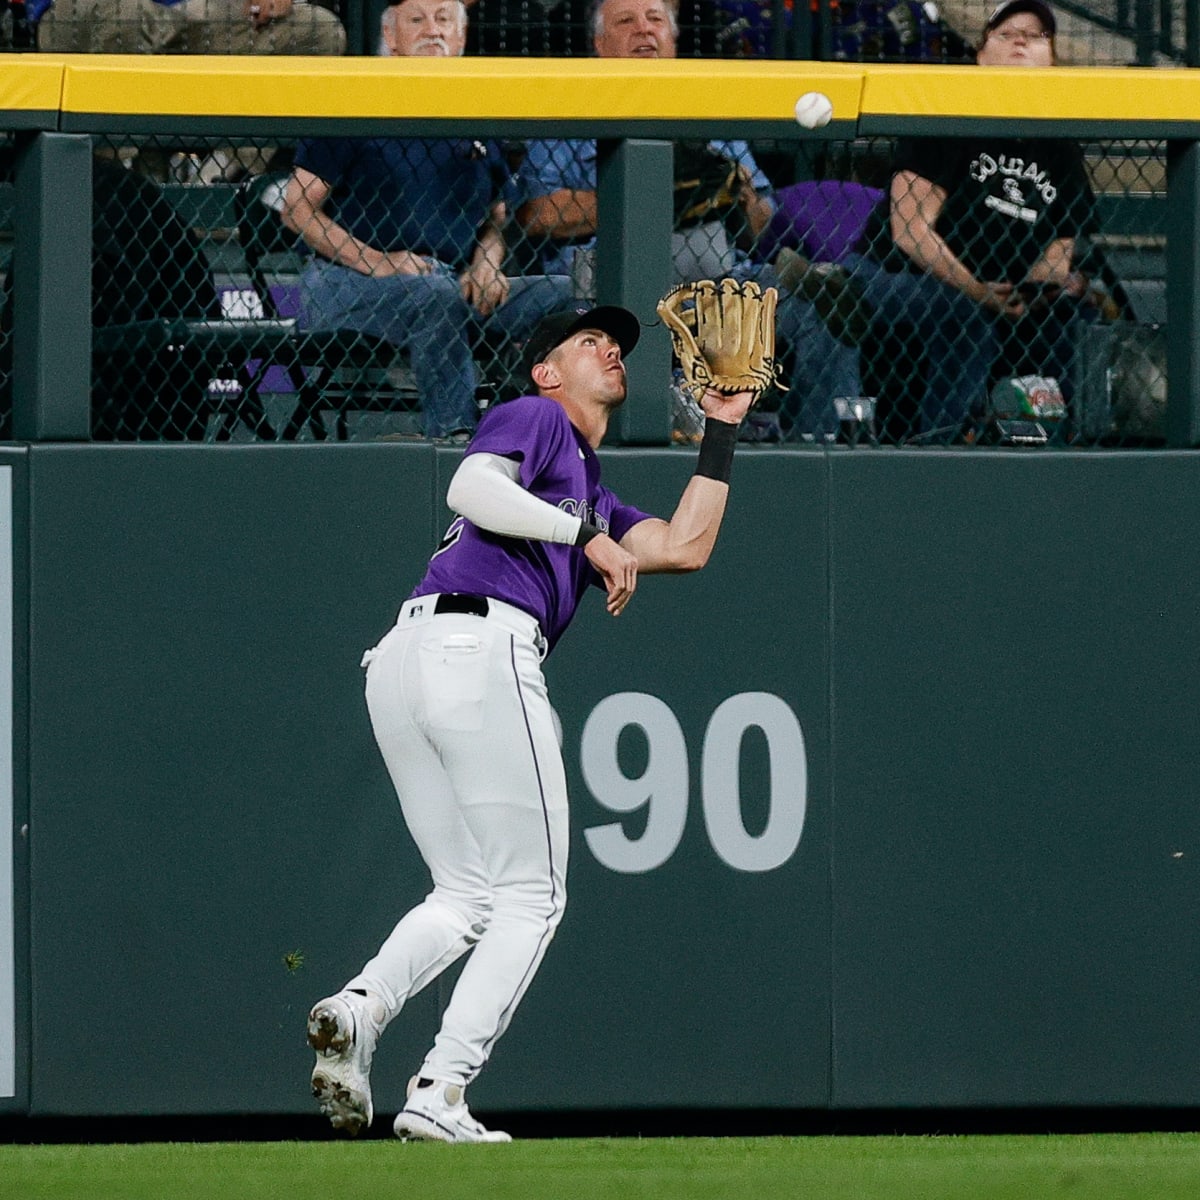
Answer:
[{"xmin": 794, "ymin": 91, "xmax": 833, "ymax": 130}]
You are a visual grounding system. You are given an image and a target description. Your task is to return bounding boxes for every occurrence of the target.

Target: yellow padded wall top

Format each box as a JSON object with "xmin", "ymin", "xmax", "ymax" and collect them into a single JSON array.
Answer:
[
  {"xmin": 862, "ymin": 64, "xmax": 1200, "ymax": 122},
  {"xmin": 57, "ymin": 56, "xmax": 865, "ymax": 122},
  {"xmin": 1, "ymin": 57, "xmax": 1194, "ymax": 127}
]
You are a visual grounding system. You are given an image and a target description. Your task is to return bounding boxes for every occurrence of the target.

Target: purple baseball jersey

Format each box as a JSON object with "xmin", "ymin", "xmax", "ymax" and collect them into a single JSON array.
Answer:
[{"xmin": 410, "ymin": 395, "xmax": 655, "ymax": 653}]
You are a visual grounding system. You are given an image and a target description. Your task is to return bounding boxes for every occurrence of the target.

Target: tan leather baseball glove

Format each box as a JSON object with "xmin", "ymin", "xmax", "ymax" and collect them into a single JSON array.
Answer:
[{"xmin": 656, "ymin": 278, "xmax": 779, "ymax": 401}]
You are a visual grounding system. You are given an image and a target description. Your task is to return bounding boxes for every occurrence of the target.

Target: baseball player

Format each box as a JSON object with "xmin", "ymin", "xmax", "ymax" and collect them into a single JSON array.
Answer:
[{"xmin": 308, "ymin": 302, "xmax": 755, "ymax": 1143}]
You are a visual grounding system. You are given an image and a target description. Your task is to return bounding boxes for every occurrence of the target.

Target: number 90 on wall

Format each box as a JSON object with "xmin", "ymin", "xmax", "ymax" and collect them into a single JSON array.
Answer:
[{"xmin": 579, "ymin": 692, "xmax": 807, "ymax": 874}]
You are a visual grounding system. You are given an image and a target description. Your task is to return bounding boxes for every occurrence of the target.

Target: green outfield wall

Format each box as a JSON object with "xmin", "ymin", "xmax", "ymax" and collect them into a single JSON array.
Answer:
[
  {"xmin": 3, "ymin": 444, "xmax": 1198, "ymax": 1118},
  {"xmin": 2, "ymin": 54, "xmax": 1199, "ymax": 1121}
]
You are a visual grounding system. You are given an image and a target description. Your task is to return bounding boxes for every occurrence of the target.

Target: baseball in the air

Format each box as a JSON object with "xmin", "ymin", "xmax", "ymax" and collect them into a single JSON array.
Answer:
[{"xmin": 794, "ymin": 91, "xmax": 833, "ymax": 130}]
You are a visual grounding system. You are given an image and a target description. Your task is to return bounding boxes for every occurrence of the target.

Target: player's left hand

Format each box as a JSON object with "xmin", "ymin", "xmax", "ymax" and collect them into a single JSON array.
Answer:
[
  {"xmin": 699, "ymin": 387, "xmax": 755, "ymax": 427},
  {"xmin": 584, "ymin": 533, "xmax": 639, "ymax": 616}
]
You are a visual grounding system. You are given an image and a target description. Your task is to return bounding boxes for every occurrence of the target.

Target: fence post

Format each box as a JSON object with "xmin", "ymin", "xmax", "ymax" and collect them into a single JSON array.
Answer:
[
  {"xmin": 789, "ymin": 0, "xmax": 815, "ymax": 58},
  {"xmin": 1134, "ymin": 0, "xmax": 1157, "ymax": 63},
  {"xmin": 1165, "ymin": 139, "xmax": 1200, "ymax": 447},
  {"xmin": 12, "ymin": 133, "xmax": 92, "ymax": 442},
  {"xmin": 596, "ymin": 138, "xmax": 673, "ymax": 445},
  {"xmin": 769, "ymin": 0, "xmax": 788, "ymax": 58}
]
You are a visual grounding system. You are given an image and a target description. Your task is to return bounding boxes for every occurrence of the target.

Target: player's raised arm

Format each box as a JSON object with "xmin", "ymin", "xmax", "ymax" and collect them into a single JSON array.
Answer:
[
  {"xmin": 620, "ymin": 387, "xmax": 753, "ymax": 574},
  {"xmin": 624, "ymin": 278, "xmax": 775, "ymax": 572}
]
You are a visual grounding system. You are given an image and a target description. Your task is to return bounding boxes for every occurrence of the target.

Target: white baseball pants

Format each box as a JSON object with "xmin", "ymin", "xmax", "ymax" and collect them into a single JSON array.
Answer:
[{"xmin": 348, "ymin": 596, "xmax": 568, "ymax": 1086}]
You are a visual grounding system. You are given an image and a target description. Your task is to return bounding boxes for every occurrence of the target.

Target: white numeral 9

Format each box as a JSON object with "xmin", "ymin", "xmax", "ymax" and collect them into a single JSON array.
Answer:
[{"xmin": 580, "ymin": 693, "xmax": 688, "ymax": 874}]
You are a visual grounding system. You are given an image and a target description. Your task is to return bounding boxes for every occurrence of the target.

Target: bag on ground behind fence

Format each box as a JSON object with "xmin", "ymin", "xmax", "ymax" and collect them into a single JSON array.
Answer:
[{"xmin": 1075, "ymin": 321, "xmax": 1167, "ymax": 443}]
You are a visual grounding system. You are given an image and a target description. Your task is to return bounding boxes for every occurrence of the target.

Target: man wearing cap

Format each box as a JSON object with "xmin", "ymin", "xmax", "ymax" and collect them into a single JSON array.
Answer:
[
  {"xmin": 517, "ymin": 0, "xmax": 774, "ymax": 284},
  {"xmin": 845, "ymin": 0, "xmax": 1100, "ymax": 441},
  {"xmin": 305, "ymin": 303, "xmax": 754, "ymax": 1143}
]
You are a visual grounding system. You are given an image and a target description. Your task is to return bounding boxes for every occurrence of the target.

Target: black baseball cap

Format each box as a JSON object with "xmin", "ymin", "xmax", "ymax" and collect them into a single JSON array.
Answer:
[
  {"xmin": 985, "ymin": 0, "xmax": 1056, "ymax": 34},
  {"xmin": 522, "ymin": 304, "xmax": 641, "ymax": 386}
]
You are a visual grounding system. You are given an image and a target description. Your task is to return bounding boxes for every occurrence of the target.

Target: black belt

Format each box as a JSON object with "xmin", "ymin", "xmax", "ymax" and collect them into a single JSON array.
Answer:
[{"xmin": 434, "ymin": 593, "xmax": 489, "ymax": 618}]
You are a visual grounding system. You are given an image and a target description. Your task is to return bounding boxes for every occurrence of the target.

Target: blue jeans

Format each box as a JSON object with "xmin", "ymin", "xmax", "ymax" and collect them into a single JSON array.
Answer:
[
  {"xmin": 778, "ymin": 293, "xmax": 863, "ymax": 441},
  {"xmin": 842, "ymin": 253, "xmax": 997, "ymax": 441},
  {"xmin": 844, "ymin": 255, "xmax": 1094, "ymax": 442},
  {"xmin": 298, "ymin": 261, "xmax": 572, "ymax": 438}
]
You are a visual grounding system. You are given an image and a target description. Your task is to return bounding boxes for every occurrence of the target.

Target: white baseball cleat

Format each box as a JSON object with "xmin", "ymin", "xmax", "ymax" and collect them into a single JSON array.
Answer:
[
  {"xmin": 393, "ymin": 1076, "xmax": 512, "ymax": 1144},
  {"xmin": 308, "ymin": 990, "xmax": 386, "ymax": 1137}
]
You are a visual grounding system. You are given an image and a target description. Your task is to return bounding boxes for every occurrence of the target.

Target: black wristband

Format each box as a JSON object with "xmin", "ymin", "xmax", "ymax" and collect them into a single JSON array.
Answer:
[
  {"xmin": 694, "ymin": 419, "xmax": 738, "ymax": 484},
  {"xmin": 575, "ymin": 521, "xmax": 602, "ymax": 547}
]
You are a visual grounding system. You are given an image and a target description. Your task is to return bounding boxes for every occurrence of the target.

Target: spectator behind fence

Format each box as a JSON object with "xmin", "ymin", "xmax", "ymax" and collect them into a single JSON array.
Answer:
[
  {"xmin": 519, "ymin": 0, "xmax": 773, "ymax": 282},
  {"xmin": 842, "ymin": 0, "xmax": 1100, "ymax": 442},
  {"xmin": 515, "ymin": 0, "xmax": 860, "ymax": 441},
  {"xmin": 282, "ymin": 0, "xmax": 572, "ymax": 440},
  {"xmin": 761, "ymin": 178, "xmax": 882, "ymax": 353},
  {"xmin": 34, "ymin": 0, "xmax": 345, "ymax": 53},
  {"xmin": 36, "ymin": 0, "xmax": 343, "ymax": 182}
]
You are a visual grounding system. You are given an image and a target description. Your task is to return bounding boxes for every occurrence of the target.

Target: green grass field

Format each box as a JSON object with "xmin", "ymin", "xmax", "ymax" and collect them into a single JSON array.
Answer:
[{"xmin": 5, "ymin": 1133, "xmax": 1200, "ymax": 1200}]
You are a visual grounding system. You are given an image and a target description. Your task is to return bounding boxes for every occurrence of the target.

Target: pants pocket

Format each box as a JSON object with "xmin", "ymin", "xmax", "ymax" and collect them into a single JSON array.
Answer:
[{"xmin": 418, "ymin": 631, "xmax": 491, "ymax": 732}]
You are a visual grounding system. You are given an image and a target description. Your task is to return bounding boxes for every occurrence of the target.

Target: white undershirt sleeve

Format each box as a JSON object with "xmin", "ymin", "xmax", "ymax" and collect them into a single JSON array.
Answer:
[{"xmin": 446, "ymin": 452, "xmax": 585, "ymax": 545}]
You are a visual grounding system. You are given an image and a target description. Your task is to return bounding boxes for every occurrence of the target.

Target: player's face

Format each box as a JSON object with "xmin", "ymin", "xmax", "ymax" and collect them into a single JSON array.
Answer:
[
  {"xmin": 547, "ymin": 329, "xmax": 628, "ymax": 406},
  {"xmin": 594, "ymin": 0, "xmax": 677, "ymax": 59},
  {"xmin": 382, "ymin": 0, "xmax": 467, "ymax": 57},
  {"xmin": 977, "ymin": 13, "xmax": 1054, "ymax": 65}
]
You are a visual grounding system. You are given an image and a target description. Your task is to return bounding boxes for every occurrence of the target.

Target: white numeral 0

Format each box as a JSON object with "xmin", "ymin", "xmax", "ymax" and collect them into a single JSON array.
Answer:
[
  {"xmin": 701, "ymin": 692, "xmax": 807, "ymax": 872},
  {"xmin": 580, "ymin": 691, "xmax": 807, "ymax": 874}
]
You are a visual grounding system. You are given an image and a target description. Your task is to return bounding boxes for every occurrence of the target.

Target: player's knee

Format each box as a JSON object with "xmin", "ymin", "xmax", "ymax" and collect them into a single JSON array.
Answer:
[{"xmin": 428, "ymin": 886, "xmax": 493, "ymax": 935}]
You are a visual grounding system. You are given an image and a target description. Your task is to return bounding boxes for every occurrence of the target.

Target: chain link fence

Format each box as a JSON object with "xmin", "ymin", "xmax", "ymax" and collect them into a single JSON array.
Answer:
[
  {"xmin": 658, "ymin": 134, "xmax": 1167, "ymax": 448},
  {"xmin": 0, "ymin": 128, "xmax": 1171, "ymax": 446},
  {"xmin": 0, "ymin": 0, "xmax": 1185, "ymax": 450},
  {"xmin": 757, "ymin": 136, "xmax": 1169, "ymax": 448}
]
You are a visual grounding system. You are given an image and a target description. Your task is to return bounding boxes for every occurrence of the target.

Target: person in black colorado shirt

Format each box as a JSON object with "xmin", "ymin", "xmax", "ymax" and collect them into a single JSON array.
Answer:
[{"xmin": 846, "ymin": 0, "xmax": 1099, "ymax": 441}]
